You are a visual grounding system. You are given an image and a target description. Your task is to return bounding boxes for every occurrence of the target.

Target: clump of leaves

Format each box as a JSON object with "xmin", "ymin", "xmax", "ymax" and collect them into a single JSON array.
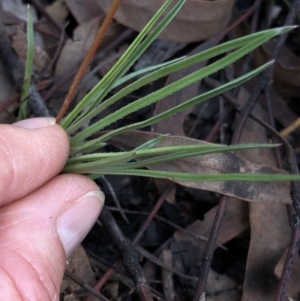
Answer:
[{"xmin": 23, "ymin": 0, "xmax": 300, "ymax": 183}]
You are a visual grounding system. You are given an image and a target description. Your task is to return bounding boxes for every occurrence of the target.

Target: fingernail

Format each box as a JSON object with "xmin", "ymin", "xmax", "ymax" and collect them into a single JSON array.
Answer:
[
  {"xmin": 14, "ymin": 117, "xmax": 56, "ymax": 129},
  {"xmin": 56, "ymin": 190, "xmax": 104, "ymax": 257}
]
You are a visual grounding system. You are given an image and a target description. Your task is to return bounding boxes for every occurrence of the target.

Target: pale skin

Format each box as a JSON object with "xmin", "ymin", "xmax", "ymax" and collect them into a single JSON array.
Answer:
[{"xmin": 0, "ymin": 117, "xmax": 104, "ymax": 301}]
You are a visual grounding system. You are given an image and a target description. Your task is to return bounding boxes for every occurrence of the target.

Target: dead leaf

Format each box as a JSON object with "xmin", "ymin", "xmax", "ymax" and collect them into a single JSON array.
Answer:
[
  {"xmin": 97, "ymin": 0, "xmax": 235, "ymax": 43},
  {"xmin": 254, "ymin": 40, "xmax": 300, "ymax": 97},
  {"xmin": 199, "ymin": 293, "xmax": 206, "ymax": 301},
  {"xmin": 55, "ymin": 16, "xmax": 123, "ymax": 77},
  {"xmin": 171, "ymin": 228, "xmax": 240, "ymax": 300},
  {"xmin": 274, "ymin": 248, "xmax": 300, "ymax": 300},
  {"xmin": 233, "ymin": 89, "xmax": 292, "ymax": 301},
  {"xmin": 206, "ymin": 269, "xmax": 239, "ymax": 300},
  {"xmin": 177, "ymin": 198, "xmax": 249, "ymax": 246},
  {"xmin": 46, "ymin": 0, "xmax": 68, "ymax": 26},
  {"xmin": 243, "ymin": 79, "xmax": 300, "ymax": 135},
  {"xmin": 161, "ymin": 249, "xmax": 175, "ymax": 301},
  {"xmin": 206, "ymin": 289, "xmax": 240, "ymax": 301},
  {"xmin": 12, "ymin": 26, "xmax": 50, "ymax": 74},
  {"xmin": 1, "ymin": 0, "xmax": 37, "ymax": 23},
  {"xmin": 108, "ymin": 131, "xmax": 292, "ymax": 204},
  {"xmin": 53, "ymin": 16, "xmax": 104, "ymax": 110},
  {"xmin": 143, "ymin": 197, "xmax": 248, "ymax": 293},
  {"xmin": 55, "ymin": 16, "xmax": 103, "ymax": 77},
  {"xmin": 233, "ymin": 21, "xmax": 300, "ymax": 98},
  {"xmin": 61, "ymin": 245, "xmax": 98, "ymax": 301},
  {"xmin": 64, "ymin": 0, "xmax": 104, "ymax": 25},
  {"xmin": 63, "ymin": 294, "xmax": 80, "ymax": 301},
  {"xmin": 1, "ymin": 0, "xmax": 48, "ymax": 75}
]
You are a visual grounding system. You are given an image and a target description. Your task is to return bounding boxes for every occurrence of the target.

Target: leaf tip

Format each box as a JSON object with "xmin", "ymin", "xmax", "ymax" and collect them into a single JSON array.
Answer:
[{"xmin": 275, "ymin": 25, "xmax": 298, "ymax": 35}]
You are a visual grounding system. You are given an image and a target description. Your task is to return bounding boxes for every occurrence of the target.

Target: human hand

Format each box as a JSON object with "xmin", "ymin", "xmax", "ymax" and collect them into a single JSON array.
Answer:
[{"xmin": 0, "ymin": 117, "xmax": 104, "ymax": 300}]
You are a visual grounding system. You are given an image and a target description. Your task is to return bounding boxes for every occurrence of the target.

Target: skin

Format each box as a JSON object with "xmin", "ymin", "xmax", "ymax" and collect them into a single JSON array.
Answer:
[{"xmin": 0, "ymin": 118, "xmax": 104, "ymax": 301}]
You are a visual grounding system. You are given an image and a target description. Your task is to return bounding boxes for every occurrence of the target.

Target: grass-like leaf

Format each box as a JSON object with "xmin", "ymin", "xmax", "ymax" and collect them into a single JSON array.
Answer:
[
  {"xmin": 88, "ymin": 169, "xmax": 300, "ymax": 183},
  {"xmin": 65, "ymin": 143, "xmax": 279, "ymax": 173},
  {"xmin": 69, "ymin": 60, "xmax": 271, "ymax": 152},
  {"xmin": 61, "ymin": 0, "xmax": 185, "ymax": 129},
  {"xmin": 18, "ymin": 5, "xmax": 34, "ymax": 120},
  {"xmin": 59, "ymin": 0, "xmax": 298, "ymax": 186},
  {"xmin": 69, "ymin": 31, "xmax": 284, "ymax": 144},
  {"xmin": 66, "ymin": 27, "xmax": 291, "ymax": 135}
]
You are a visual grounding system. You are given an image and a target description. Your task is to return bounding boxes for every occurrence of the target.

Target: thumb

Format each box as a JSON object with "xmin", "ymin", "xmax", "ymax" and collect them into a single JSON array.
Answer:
[
  {"xmin": 0, "ymin": 174, "xmax": 104, "ymax": 301},
  {"xmin": 0, "ymin": 117, "xmax": 69, "ymax": 206}
]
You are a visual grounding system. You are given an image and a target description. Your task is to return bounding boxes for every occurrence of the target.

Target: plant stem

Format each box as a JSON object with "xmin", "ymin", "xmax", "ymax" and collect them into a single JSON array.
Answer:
[{"xmin": 55, "ymin": 0, "xmax": 122, "ymax": 123}]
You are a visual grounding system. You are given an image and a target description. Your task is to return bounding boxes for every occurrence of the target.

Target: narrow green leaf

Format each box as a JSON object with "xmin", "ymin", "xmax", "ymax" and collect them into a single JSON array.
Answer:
[
  {"xmin": 61, "ymin": 0, "xmax": 183, "ymax": 128},
  {"xmin": 63, "ymin": 152, "xmax": 136, "ymax": 173},
  {"xmin": 67, "ymin": 142, "xmax": 223, "ymax": 165},
  {"xmin": 133, "ymin": 134, "xmax": 169, "ymax": 151},
  {"xmin": 67, "ymin": 27, "xmax": 290, "ymax": 135},
  {"xmin": 112, "ymin": 57, "xmax": 185, "ymax": 88},
  {"xmin": 79, "ymin": 60, "xmax": 271, "ymax": 145},
  {"xmin": 104, "ymin": 143, "xmax": 281, "ymax": 170},
  {"xmin": 66, "ymin": 143, "xmax": 278, "ymax": 166},
  {"xmin": 18, "ymin": 5, "xmax": 34, "ymax": 120},
  {"xmin": 70, "ymin": 33, "xmax": 275, "ymax": 144},
  {"xmin": 85, "ymin": 169, "xmax": 300, "ymax": 183},
  {"xmin": 84, "ymin": 0, "xmax": 186, "ymax": 115},
  {"xmin": 69, "ymin": 141, "xmax": 106, "ymax": 156}
]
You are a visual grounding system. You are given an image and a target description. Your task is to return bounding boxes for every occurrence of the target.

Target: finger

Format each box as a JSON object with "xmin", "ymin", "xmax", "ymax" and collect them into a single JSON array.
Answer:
[
  {"xmin": 0, "ymin": 174, "xmax": 104, "ymax": 301},
  {"xmin": 0, "ymin": 117, "xmax": 69, "ymax": 206}
]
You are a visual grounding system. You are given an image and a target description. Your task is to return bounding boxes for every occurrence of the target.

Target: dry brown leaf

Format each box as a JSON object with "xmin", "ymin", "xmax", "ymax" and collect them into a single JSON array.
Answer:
[
  {"xmin": 206, "ymin": 290, "xmax": 240, "ymax": 301},
  {"xmin": 34, "ymin": 0, "xmax": 68, "ymax": 64},
  {"xmin": 172, "ymin": 223, "xmax": 241, "ymax": 299},
  {"xmin": 108, "ymin": 131, "xmax": 291, "ymax": 204},
  {"xmin": 171, "ymin": 207, "xmax": 241, "ymax": 300},
  {"xmin": 46, "ymin": 0, "xmax": 68, "ymax": 26},
  {"xmin": 53, "ymin": 16, "xmax": 123, "ymax": 110},
  {"xmin": 55, "ymin": 16, "xmax": 103, "ymax": 77},
  {"xmin": 199, "ymin": 293, "xmax": 206, "ymax": 301},
  {"xmin": 254, "ymin": 40, "xmax": 300, "ymax": 97},
  {"xmin": 12, "ymin": 26, "xmax": 50, "ymax": 74},
  {"xmin": 274, "ymin": 248, "xmax": 300, "ymax": 300},
  {"xmin": 63, "ymin": 294, "xmax": 81, "ymax": 301},
  {"xmin": 143, "ymin": 198, "xmax": 248, "ymax": 292},
  {"xmin": 243, "ymin": 79, "xmax": 300, "ymax": 134},
  {"xmin": 178, "ymin": 198, "xmax": 249, "ymax": 246},
  {"xmin": 206, "ymin": 269, "xmax": 240, "ymax": 301},
  {"xmin": 64, "ymin": 0, "xmax": 104, "ymax": 25},
  {"xmin": 160, "ymin": 249, "xmax": 175, "ymax": 301},
  {"xmin": 2, "ymin": 0, "xmax": 47, "ymax": 73},
  {"xmin": 53, "ymin": 17, "xmax": 103, "ymax": 110},
  {"xmin": 97, "ymin": 0, "xmax": 235, "ymax": 43},
  {"xmin": 61, "ymin": 245, "xmax": 98, "ymax": 301},
  {"xmin": 55, "ymin": 16, "xmax": 123, "ymax": 77},
  {"xmin": 233, "ymin": 89, "xmax": 292, "ymax": 301},
  {"xmin": 233, "ymin": 21, "xmax": 300, "ymax": 98},
  {"xmin": 1, "ymin": 0, "xmax": 37, "ymax": 23}
]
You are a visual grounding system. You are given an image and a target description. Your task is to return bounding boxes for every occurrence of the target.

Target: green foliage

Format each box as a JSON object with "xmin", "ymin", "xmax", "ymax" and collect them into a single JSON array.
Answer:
[
  {"xmin": 18, "ymin": 5, "xmax": 34, "ymax": 120},
  {"xmin": 55, "ymin": 0, "xmax": 299, "ymax": 182}
]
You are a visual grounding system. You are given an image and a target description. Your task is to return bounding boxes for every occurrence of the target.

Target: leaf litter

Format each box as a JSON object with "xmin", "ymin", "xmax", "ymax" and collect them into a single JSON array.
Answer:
[{"xmin": 1, "ymin": 0, "xmax": 300, "ymax": 301}]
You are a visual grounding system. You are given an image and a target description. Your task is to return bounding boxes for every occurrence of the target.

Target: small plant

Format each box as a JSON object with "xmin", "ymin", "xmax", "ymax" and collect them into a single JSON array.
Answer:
[{"xmin": 23, "ymin": 0, "xmax": 300, "ymax": 183}]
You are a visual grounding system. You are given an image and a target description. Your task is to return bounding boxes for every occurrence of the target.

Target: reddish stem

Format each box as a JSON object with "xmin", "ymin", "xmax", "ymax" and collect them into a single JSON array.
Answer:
[{"xmin": 55, "ymin": 0, "xmax": 122, "ymax": 123}]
